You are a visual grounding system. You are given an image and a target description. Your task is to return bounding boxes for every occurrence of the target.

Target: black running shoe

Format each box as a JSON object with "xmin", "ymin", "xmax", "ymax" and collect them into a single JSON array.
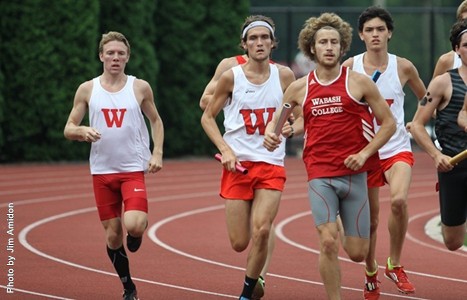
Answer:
[
  {"xmin": 126, "ymin": 234, "xmax": 142, "ymax": 253},
  {"xmin": 122, "ymin": 289, "xmax": 139, "ymax": 300}
]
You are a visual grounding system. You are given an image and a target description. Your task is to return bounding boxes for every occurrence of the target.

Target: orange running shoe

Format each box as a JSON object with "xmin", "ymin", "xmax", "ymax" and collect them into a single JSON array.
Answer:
[
  {"xmin": 384, "ymin": 261, "xmax": 415, "ymax": 294},
  {"xmin": 363, "ymin": 271, "xmax": 380, "ymax": 300}
]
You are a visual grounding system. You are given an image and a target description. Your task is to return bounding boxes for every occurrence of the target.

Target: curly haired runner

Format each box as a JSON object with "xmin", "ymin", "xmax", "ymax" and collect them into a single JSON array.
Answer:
[
  {"xmin": 64, "ymin": 31, "xmax": 164, "ymax": 300},
  {"xmin": 264, "ymin": 12, "xmax": 395, "ymax": 300}
]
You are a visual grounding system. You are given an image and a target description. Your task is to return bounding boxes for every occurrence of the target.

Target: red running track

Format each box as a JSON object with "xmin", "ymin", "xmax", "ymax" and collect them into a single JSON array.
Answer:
[{"xmin": 0, "ymin": 152, "xmax": 466, "ymax": 299}]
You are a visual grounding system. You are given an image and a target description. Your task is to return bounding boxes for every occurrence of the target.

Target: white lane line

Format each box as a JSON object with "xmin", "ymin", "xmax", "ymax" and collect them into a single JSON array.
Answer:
[
  {"xmin": 149, "ymin": 204, "xmax": 432, "ymax": 299},
  {"xmin": 11, "ymin": 162, "xmax": 465, "ymax": 299},
  {"xmin": 18, "ymin": 207, "xmax": 237, "ymax": 299},
  {"xmin": 408, "ymin": 210, "xmax": 467, "ymax": 256},
  {"xmin": 0, "ymin": 285, "xmax": 74, "ymax": 299},
  {"xmin": 275, "ymin": 210, "xmax": 467, "ymax": 285}
]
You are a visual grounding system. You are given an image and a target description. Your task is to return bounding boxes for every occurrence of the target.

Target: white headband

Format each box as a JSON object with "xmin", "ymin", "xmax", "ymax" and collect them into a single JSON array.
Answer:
[
  {"xmin": 457, "ymin": 28, "xmax": 467, "ymax": 40},
  {"xmin": 242, "ymin": 21, "xmax": 275, "ymax": 39}
]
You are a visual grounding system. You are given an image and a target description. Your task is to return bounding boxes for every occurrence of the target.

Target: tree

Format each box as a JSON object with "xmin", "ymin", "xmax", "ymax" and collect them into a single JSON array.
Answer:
[
  {"xmin": 99, "ymin": 0, "xmax": 158, "ymax": 92},
  {"xmin": 154, "ymin": 0, "xmax": 249, "ymax": 157},
  {"xmin": 0, "ymin": 0, "xmax": 99, "ymax": 161}
]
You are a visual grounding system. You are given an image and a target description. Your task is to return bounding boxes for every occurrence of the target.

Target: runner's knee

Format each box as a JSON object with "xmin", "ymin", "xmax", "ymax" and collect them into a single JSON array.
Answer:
[
  {"xmin": 105, "ymin": 226, "xmax": 123, "ymax": 248},
  {"xmin": 390, "ymin": 197, "xmax": 407, "ymax": 216},
  {"xmin": 124, "ymin": 209, "xmax": 148, "ymax": 237},
  {"xmin": 320, "ymin": 236, "xmax": 339, "ymax": 256},
  {"xmin": 252, "ymin": 226, "xmax": 270, "ymax": 247},
  {"xmin": 231, "ymin": 239, "xmax": 249, "ymax": 252},
  {"xmin": 442, "ymin": 226, "xmax": 465, "ymax": 251}
]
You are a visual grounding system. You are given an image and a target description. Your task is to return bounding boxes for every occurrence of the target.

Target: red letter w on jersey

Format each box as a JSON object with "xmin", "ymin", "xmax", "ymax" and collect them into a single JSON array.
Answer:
[
  {"xmin": 373, "ymin": 99, "xmax": 394, "ymax": 126},
  {"xmin": 239, "ymin": 107, "xmax": 276, "ymax": 135},
  {"xmin": 102, "ymin": 108, "xmax": 127, "ymax": 128}
]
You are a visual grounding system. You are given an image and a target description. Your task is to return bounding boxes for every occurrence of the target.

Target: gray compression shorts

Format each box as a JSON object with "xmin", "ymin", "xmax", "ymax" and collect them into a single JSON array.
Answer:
[{"xmin": 308, "ymin": 173, "xmax": 370, "ymax": 238}]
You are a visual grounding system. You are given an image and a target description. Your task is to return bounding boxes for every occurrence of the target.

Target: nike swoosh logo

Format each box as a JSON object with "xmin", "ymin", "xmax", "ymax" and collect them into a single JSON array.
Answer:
[{"xmin": 134, "ymin": 188, "xmax": 145, "ymax": 192}]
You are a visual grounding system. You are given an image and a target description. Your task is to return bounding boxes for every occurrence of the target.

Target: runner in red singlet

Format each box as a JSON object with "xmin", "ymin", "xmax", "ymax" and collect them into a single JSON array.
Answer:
[{"xmin": 264, "ymin": 13, "xmax": 395, "ymax": 300}]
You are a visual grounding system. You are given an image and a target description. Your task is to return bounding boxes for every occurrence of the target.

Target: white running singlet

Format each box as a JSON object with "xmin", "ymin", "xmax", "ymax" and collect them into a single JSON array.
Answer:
[
  {"xmin": 352, "ymin": 53, "xmax": 411, "ymax": 159},
  {"xmin": 88, "ymin": 75, "xmax": 151, "ymax": 174},
  {"xmin": 223, "ymin": 64, "xmax": 286, "ymax": 166}
]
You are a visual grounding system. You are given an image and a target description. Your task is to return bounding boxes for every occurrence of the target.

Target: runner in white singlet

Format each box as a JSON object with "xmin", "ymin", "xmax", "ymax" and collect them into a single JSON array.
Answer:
[
  {"xmin": 201, "ymin": 15, "xmax": 296, "ymax": 300},
  {"xmin": 343, "ymin": 6, "xmax": 426, "ymax": 298},
  {"xmin": 64, "ymin": 31, "xmax": 164, "ymax": 300}
]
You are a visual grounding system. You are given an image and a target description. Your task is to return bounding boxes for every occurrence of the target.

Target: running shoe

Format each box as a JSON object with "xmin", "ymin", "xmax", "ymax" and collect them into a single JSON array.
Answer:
[
  {"xmin": 126, "ymin": 234, "xmax": 142, "ymax": 253},
  {"xmin": 385, "ymin": 262, "xmax": 415, "ymax": 294},
  {"xmin": 363, "ymin": 271, "xmax": 380, "ymax": 300},
  {"xmin": 122, "ymin": 289, "xmax": 139, "ymax": 300},
  {"xmin": 251, "ymin": 276, "xmax": 265, "ymax": 300}
]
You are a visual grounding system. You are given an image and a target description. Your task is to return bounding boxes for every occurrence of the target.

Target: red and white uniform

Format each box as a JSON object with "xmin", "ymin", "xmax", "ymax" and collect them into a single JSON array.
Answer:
[
  {"xmin": 223, "ymin": 64, "xmax": 285, "ymax": 166},
  {"xmin": 302, "ymin": 66, "xmax": 379, "ymax": 180},
  {"xmin": 353, "ymin": 53, "xmax": 410, "ymax": 159},
  {"xmin": 88, "ymin": 75, "xmax": 151, "ymax": 174}
]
